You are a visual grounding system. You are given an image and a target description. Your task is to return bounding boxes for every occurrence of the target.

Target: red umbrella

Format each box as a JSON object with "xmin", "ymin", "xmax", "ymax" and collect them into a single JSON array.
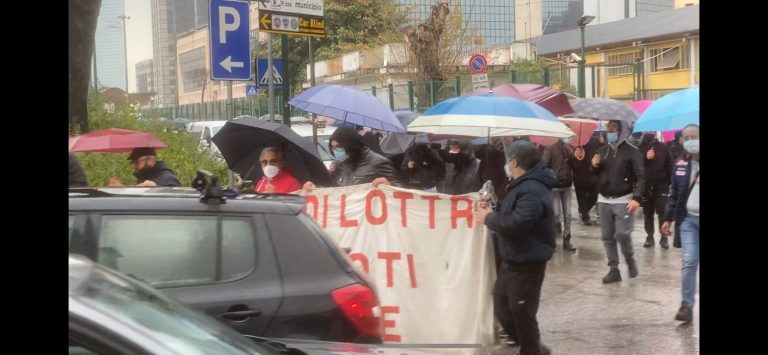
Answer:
[
  {"xmin": 69, "ymin": 128, "xmax": 167, "ymax": 153},
  {"xmin": 473, "ymin": 83, "xmax": 574, "ymax": 117}
]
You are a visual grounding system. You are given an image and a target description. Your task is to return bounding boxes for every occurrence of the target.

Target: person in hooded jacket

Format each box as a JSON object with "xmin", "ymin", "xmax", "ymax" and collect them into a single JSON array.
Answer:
[
  {"xmin": 401, "ymin": 143, "xmax": 445, "ymax": 191},
  {"xmin": 303, "ymin": 127, "xmax": 398, "ymax": 190},
  {"xmin": 590, "ymin": 120, "xmax": 645, "ymax": 284},
  {"xmin": 542, "ymin": 136, "xmax": 577, "ymax": 251},
  {"xmin": 639, "ymin": 132, "xmax": 673, "ymax": 249},
  {"xmin": 438, "ymin": 140, "xmax": 483, "ymax": 195},
  {"xmin": 475, "ymin": 140, "xmax": 555, "ymax": 355},
  {"xmin": 109, "ymin": 147, "xmax": 181, "ymax": 187}
]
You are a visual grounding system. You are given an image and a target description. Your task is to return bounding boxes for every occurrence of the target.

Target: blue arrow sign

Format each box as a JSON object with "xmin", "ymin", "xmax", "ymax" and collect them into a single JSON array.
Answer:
[
  {"xmin": 209, "ymin": 0, "xmax": 251, "ymax": 81},
  {"xmin": 246, "ymin": 85, "xmax": 259, "ymax": 96},
  {"xmin": 257, "ymin": 58, "xmax": 284, "ymax": 88}
]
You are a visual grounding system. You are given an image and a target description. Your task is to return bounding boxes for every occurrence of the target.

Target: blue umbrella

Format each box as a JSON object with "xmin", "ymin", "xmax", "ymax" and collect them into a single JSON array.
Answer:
[
  {"xmin": 633, "ymin": 87, "xmax": 699, "ymax": 132},
  {"xmin": 407, "ymin": 93, "xmax": 573, "ymax": 138},
  {"xmin": 288, "ymin": 84, "xmax": 406, "ymax": 133}
]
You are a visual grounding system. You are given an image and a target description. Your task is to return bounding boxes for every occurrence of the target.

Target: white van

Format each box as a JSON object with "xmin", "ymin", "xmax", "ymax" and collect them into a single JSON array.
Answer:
[{"xmin": 186, "ymin": 120, "xmax": 228, "ymax": 159}]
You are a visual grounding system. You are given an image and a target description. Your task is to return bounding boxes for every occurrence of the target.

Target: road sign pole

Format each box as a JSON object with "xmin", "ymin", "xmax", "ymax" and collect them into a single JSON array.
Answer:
[
  {"xmin": 227, "ymin": 80, "xmax": 235, "ymax": 188},
  {"xmin": 268, "ymin": 33, "xmax": 274, "ymax": 122},
  {"xmin": 282, "ymin": 35, "xmax": 290, "ymax": 127},
  {"xmin": 309, "ymin": 37, "xmax": 318, "ymax": 145}
]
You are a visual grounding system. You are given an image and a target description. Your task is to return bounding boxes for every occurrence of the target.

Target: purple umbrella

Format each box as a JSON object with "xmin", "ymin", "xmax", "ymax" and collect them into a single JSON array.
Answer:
[{"xmin": 288, "ymin": 84, "xmax": 406, "ymax": 133}]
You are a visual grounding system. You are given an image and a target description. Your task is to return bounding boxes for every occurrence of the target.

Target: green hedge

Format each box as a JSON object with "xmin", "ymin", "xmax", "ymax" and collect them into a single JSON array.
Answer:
[{"xmin": 75, "ymin": 100, "xmax": 230, "ymax": 187}]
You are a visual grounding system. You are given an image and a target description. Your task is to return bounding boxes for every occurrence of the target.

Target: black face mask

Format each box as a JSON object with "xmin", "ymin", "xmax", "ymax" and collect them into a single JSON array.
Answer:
[
  {"xmin": 641, "ymin": 134, "xmax": 655, "ymax": 145},
  {"xmin": 444, "ymin": 152, "xmax": 460, "ymax": 163}
]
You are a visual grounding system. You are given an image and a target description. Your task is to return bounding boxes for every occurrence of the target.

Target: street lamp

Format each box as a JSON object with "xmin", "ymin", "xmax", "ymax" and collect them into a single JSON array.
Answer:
[{"xmin": 577, "ymin": 15, "xmax": 595, "ymax": 98}]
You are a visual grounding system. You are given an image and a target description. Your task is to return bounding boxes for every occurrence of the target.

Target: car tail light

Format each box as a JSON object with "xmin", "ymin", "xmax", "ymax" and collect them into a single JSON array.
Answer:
[{"xmin": 330, "ymin": 283, "xmax": 381, "ymax": 338}]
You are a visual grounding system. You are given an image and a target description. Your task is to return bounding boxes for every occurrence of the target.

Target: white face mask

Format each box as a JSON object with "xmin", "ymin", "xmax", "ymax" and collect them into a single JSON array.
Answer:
[
  {"xmin": 683, "ymin": 139, "xmax": 699, "ymax": 154},
  {"xmin": 504, "ymin": 162, "xmax": 512, "ymax": 178},
  {"xmin": 263, "ymin": 165, "xmax": 280, "ymax": 179}
]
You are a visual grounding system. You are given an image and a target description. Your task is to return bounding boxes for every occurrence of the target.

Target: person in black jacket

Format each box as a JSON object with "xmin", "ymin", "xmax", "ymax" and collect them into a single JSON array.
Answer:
[
  {"xmin": 109, "ymin": 147, "xmax": 181, "ymax": 187},
  {"xmin": 639, "ymin": 133, "xmax": 674, "ymax": 249},
  {"xmin": 661, "ymin": 124, "xmax": 699, "ymax": 323},
  {"xmin": 475, "ymin": 140, "xmax": 555, "ymax": 355},
  {"xmin": 667, "ymin": 130, "xmax": 686, "ymax": 163},
  {"xmin": 69, "ymin": 152, "xmax": 88, "ymax": 187},
  {"xmin": 303, "ymin": 127, "xmax": 398, "ymax": 190},
  {"xmin": 437, "ymin": 140, "xmax": 483, "ymax": 195},
  {"xmin": 401, "ymin": 143, "xmax": 445, "ymax": 191},
  {"xmin": 542, "ymin": 137, "xmax": 577, "ymax": 251},
  {"xmin": 591, "ymin": 120, "xmax": 645, "ymax": 284},
  {"xmin": 572, "ymin": 137, "xmax": 600, "ymax": 225}
]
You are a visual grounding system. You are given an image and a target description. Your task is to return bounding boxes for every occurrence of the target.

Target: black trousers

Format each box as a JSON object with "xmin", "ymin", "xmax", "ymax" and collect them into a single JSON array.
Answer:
[
  {"xmin": 643, "ymin": 183, "xmax": 669, "ymax": 239},
  {"xmin": 574, "ymin": 184, "xmax": 598, "ymax": 217},
  {"xmin": 493, "ymin": 267, "xmax": 546, "ymax": 355}
]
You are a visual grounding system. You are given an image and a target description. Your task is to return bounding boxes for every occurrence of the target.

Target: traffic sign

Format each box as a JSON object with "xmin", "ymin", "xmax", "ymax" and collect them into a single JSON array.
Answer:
[
  {"xmin": 209, "ymin": 0, "xmax": 251, "ymax": 81},
  {"xmin": 468, "ymin": 54, "xmax": 489, "ymax": 75},
  {"xmin": 258, "ymin": 0, "xmax": 325, "ymax": 37},
  {"xmin": 472, "ymin": 74, "xmax": 489, "ymax": 90},
  {"xmin": 246, "ymin": 85, "xmax": 259, "ymax": 96},
  {"xmin": 257, "ymin": 58, "xmax": 284, "ymax": 88}
]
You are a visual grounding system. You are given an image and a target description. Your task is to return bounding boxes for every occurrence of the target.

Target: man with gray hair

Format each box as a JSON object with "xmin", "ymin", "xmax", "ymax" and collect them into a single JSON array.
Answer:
[{"xmin": 475, "ymin": 140, "xmax": 555, "ymax": 355}]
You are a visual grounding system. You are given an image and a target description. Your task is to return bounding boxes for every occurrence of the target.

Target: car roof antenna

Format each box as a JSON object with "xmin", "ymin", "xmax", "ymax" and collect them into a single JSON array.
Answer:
[{"xmin": 193, "ymin": 170, "xmax": 226, "ymax": 205}]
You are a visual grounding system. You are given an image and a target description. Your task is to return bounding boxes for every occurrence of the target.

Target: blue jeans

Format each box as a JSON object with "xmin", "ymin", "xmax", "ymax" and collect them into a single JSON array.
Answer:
[{"xmin": 681, "ymin": 214, "xmax": 700, "ymax": 306}]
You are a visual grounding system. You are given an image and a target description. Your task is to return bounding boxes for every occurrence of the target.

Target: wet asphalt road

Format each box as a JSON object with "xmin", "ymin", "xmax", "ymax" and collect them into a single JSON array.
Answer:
[{"xmin": 487, "ymin": 194, "xmax": 700, "ymax": 355}]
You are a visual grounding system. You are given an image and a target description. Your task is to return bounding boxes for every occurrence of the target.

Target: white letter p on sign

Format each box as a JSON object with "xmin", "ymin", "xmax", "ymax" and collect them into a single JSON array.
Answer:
[{"xmin": 219, "ymin": 6, "xmax": 240, "ymax": 44}]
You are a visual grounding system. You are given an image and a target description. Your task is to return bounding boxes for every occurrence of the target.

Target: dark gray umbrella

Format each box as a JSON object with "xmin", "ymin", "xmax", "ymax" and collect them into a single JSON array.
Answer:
[
  {"xmin": 212, "ymin": 117, "xmax": 333, "ymax": 186},
  {"xmin": 566, "ymin": 98, "xmax": 639, "ymax": 122}
]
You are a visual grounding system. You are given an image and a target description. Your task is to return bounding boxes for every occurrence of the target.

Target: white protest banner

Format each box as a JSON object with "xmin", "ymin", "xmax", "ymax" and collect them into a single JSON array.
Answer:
[{"xmin": 303, "ymin": 184, "xmax": 496, "ymax": 344}]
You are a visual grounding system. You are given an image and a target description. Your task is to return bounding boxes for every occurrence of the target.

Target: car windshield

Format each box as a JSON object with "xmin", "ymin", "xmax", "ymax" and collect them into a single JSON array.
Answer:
[{"xmin": 74, "ymin": 264, "xmax": 272, "ymax": 355}]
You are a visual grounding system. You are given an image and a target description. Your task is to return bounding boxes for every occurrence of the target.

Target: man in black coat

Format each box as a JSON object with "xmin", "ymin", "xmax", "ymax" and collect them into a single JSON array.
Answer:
[
  {"xmin": 639, "ymin": 133, "xmax": 674, "ymax": 249},
  {"xmin": 109, "ymin": 147, "xmax": 181, "ymax": 187},
  {"xmin": 69, "ymin": 152, "xmax": 88, "ymax": 187},
  {"xmin": 475, "ymin": 140, "xmax": 555, "ymax": 355}
]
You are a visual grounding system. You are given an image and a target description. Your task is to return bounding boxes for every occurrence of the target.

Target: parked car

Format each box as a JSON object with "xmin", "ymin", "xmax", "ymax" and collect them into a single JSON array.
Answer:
[
  {"xmin": 69, "ymin": 254, "xmax": 276, "ymax": 355},
  {"xmin": 70, "ymin": 254, "xmax": 438, "ymax": 355},
  {"xmin": 68, "ymin": 184, "xmax": 381, "ymax": 343}
]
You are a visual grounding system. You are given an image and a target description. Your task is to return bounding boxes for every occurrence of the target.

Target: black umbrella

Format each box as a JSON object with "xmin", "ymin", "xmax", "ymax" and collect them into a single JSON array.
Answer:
[{"xmin": 212, "ymin": 118, "xmax": 333, "ymax": 186}]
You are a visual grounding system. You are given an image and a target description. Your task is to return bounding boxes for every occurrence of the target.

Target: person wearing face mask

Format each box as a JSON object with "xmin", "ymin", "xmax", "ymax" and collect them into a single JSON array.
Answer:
[
  {"xmin": 591, "ymin": 120, "xmax": 645, "ymax": 284},
  {"xmin": 660, "ymin": 124, "xmax": 699, "ymax": 323},
  {"xmin": 572, "ymin": 136, "xmax": 600, "ymax": 225},
  {"xmin": 438, "ymin": 140, "xmax": 483, "ymax": 195},
  {"xmin": 109, "ymin": 147, "xmax": 180, "ymax": 187},
  {"xmin": 303, "ymin": 127, "xmax": 398, "ymax": 191},
  {"xmin": 542, "ymin": 135, "xmax": 577, "ymax": 251},
  {"xmin": 639, "ymin": 132, "xmax": 674, "ymax": 249},
  {"xmin": 253, "ymin": 147, "xmax": 302, "ymax": 193},
  {"xmin": 474, "ymin": 140, "xmax": 555, "ymax": 355}
]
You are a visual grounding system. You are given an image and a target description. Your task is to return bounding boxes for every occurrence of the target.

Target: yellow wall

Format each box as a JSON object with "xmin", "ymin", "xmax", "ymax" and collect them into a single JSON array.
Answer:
[
  {"xmin": 606, "ymin": 75, "xmax": 635, "ymax": 98},
  {"xmin": 675, "ymin": 0, "xmax": 699, "ymax": 8},
  {"xmin": 648, "ymin": 70, "xmax": 690, "ymax": 89}
]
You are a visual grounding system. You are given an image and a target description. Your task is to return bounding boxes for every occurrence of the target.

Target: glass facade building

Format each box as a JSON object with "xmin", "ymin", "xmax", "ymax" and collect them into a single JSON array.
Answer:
[{"xmin": 93, "ymin": 0, "xmax": 127, "ymax": 91}]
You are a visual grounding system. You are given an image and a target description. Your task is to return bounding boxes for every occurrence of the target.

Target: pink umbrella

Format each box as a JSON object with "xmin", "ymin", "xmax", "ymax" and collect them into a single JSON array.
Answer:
[
  {"xmin": 69, "ymin": 128, "xmax": 167, "ymax": 153},
  {"xmin": 529, "ymin": 118, "xmax": 597, "ymax": 147},
  {"xmin": 662, "ymin": 130, "xmax": 680, "ymax": 142},
  {"xmin": 630, "ymin": 100, "xmax": 654, "ymax": 115},
  {"xmin": 473, "ymin": 83, "xmax": 574, "ymax": 117}
]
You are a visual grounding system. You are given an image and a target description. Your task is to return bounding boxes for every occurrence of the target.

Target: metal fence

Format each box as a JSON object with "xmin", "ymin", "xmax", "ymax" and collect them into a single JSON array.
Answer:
[{"xmin": 141, "ymin": 63, "xmax": 689, "ymax": 120}]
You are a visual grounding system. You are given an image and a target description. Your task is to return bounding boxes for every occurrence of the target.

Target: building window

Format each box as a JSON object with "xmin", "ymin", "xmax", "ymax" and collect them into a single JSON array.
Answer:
[
  {"xmin": 606, "ymin": 52, "xmax": 638, "ymax": 76},
  {"xmin": 179, "ymin": 47, "xmax": 206, "ymax": 92},
  {"xmin": 649, "ymin": 43, "xmax": 689, "ymax": 72}
]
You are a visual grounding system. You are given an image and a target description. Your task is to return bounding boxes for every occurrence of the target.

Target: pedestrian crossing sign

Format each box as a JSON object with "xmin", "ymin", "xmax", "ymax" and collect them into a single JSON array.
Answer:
[
  {"xmin": 256, "ymin": 58, "xmax": 284, "ymax": 88},
  {"xmin": 246, "ymin": 85, "xmax": 259, "ymax": 96}
]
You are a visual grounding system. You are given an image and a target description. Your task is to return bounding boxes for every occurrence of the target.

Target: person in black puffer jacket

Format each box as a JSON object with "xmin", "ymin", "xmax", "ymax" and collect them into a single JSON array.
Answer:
[
  {"xmin": 571, "ymin": 136, "xmax": 600, "ymax": 225},
  {"xmin": 303, "ymin": 127, "xmax": 399, "ymax": 190},
  {"xmin": 590, "ymin": 120, "xmax": 645, "ymax": 284},
  {"xmin": 401, "ymin": 143, "xmax": 445, "ymax": 191},
  {"xmin": 639, "ymin": 133, "xmax": 674, "ymax": 249},
  {"xmin": 475, "ymin": 140, "xmax": 555, "ymax": 355}
]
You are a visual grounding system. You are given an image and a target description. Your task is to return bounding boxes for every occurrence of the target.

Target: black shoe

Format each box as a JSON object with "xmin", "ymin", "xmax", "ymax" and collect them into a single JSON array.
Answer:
[
  {"xmin": 627, "ymin": 261, "xmax": 639, "ymax": 278},
  {"xmin": 555, "ymin": 222, "xmax": 562, "ymax": 234},
  {"xmin": 675, "ymin": 302, "xmax": 693, "ymax": 322},
  {"xmin": 563, "ymin": 234, "xmax": 577, "ymax": 251},
  {"xmin": 602, "ymin": 268, "xmax": 621, "ymax": 284},
  {"xmin": 660, "ymin": 236, "xmax": 669, "ymax": 249},
  {"xmin": 643, "ymin": 236, "xmax": 654, "ymax": 248},
  {"xmin": 581, "ymin": 213, "xmax": 592, "ymax": 225}
]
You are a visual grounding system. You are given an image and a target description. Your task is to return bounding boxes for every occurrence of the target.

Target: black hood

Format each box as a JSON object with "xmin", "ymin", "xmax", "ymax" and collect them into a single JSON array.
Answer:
[{"xmin": 508, "ymin": 161, "xmax": 558, "ymax": 190}]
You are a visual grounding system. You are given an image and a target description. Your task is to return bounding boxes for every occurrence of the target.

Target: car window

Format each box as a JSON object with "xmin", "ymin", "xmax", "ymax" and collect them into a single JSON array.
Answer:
[
  {"xmin": 69, "ymin": 215, "xmax": 76, "ymax": 247},
  {"xmin": 97, "ymin": 215, "xmax": 256, "ymax": 288},
  {"xmin": 68, "ymin": 338, "xmax": 99, "ymax": 355}
]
